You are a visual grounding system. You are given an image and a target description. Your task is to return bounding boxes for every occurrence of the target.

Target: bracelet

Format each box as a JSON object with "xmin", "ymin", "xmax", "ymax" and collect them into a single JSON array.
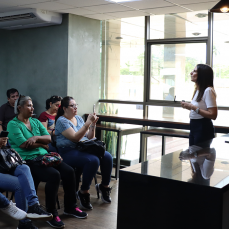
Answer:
[
  {"xmin": 83, "ymin": 124, "xmax": 89, "ymax": 130},
  {"xmin": 90, "ymin": 125, "xmax": 96, "ymax": 128}
]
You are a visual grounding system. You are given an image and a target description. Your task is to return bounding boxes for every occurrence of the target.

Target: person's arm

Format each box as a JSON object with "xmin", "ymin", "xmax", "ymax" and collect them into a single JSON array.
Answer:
[
  {"xmin": 19, "ymin": 141, "xmax": 48, "ymax": 149},
  {"xmin": 181, "ymin": 102, "xmax": 217, "ymax": 120},
  {"xmin": 22, "ymin": 135, "xmax": 51, "ymax": 148},
  {"xmin": 87, "ymin": 115, "xmax": 99, "ymax": 139},
  {"xmin": 41, "ymin": 121, "xmax": 52, "ymax": 134}
]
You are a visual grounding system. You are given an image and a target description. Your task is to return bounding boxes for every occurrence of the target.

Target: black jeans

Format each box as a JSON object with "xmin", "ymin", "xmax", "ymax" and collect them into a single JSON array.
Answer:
[
  {"xmin": 28, "ymin": 161, "xmax": 77, "ymax": 215},
  {"xmin": 189, "ymin": 118, "xmax": 215, "ymax": 146}
]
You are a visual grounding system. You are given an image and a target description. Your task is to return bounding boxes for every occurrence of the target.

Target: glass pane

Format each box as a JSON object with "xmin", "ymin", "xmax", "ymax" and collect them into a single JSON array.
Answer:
[
  {"xmin": 150, "ymin": 10, "xmax": 208, "ymax": 39},
  {"xmin": 100, "ymin": 17, "xmax": 144, "ymax": 101},
  {"xmin": 213, "ymin": 14, "xmax": 229, "ymax": 107},
  {"xmin": 150, "ymin": 43, "xmax": 206, "ymax": 102},
  {"xmin": 148, "ymin": 106, "xmax": 190, "ymax": 121},
  {"xmin": 98, "ymin": 103, "xmax": 143, "ymax": 118}
]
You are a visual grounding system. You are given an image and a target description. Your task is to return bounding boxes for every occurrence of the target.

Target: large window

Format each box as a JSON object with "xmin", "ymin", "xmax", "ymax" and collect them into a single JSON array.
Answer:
[
  {"xmin": 213, "ymin": 13, "xmax": 229, "ymax": 107},
  {"xmin": 150, "ymin": 42, "xmax": 206, "ymax": 102},
  {"xmin": 150, "ymin": 11, "xmax": 208, "ymax": 39},
  {"xmin": 101, "ymin": 17, "xmax": 145, "ymax": 101}
]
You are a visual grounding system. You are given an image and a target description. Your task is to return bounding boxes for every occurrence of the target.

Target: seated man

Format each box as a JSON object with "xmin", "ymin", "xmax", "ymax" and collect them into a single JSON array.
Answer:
[{"xmin": 0, "ymin": 88, "xmax": 19, "ymax": 132}]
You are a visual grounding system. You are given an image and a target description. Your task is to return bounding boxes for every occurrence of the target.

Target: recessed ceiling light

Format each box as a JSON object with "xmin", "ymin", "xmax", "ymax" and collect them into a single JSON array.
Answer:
[
  {"xmin": 225, "ymin": 41, "xmax": 229, "ymax": 43},
  {"xmin": 192, "ymin": 32, "xmax": 201, "ymax": 36},
  {"xmin": 116, "ymin": 36, "xmax": 123, "ymax": 39},
  {"xmin": 195, "ymin": 13, "xmax": 208, "ymax": 18}
]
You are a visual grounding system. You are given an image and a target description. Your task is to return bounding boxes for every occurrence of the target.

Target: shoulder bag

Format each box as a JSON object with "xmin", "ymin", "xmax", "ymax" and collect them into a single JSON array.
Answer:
[
  {"xmin": 0, "ymin": 146, "xmax": 24, "ymax": 173},
  {"xmin": 76, "ymin": 138, "xmax": 106, "ymax": 159}
]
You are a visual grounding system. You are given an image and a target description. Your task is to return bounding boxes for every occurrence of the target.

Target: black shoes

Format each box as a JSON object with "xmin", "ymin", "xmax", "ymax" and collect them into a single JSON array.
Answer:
[
  {"xmin": 17, "ymin": 220, "xmax": 38, "ymax": 229},
  {"xmin": 76, "ymin": 191, "xmax": 93, "ymax": 210},
  {"xmin": 47, "ymin": 216, "xmax": 65, "ymax": 229},
  {"xmin": 64, "ymin": 207, "xmax": 88, "ymax": 219},
  {"xmin": 96, "ymin": 184, "xmax": 112, "ymax": 204},
  {"xmin": 27, "ymin": 203, "xmax": 53, "ymax": 221}
]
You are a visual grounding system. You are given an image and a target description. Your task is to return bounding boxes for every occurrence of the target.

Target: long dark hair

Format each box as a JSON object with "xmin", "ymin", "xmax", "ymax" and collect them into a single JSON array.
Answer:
[
  {"xmin": 55, "ymin": 96, "xmax": 74, "ymax": 123},
  {"xmin": 46, "ymin": 95, "xmax": 62, "ymax": 109},
  {"xmin": 192, "ymin": 64, "xmax": 214, "ymax": 102}
]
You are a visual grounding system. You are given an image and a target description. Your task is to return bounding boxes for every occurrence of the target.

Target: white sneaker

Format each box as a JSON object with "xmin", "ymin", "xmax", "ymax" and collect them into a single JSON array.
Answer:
[{"xmin": 0, "ymin": 201, "xmax": 27, "ymax": 220}]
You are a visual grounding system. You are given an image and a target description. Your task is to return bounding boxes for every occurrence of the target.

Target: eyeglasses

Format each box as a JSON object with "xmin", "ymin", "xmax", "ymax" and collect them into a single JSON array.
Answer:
[{"xmin": 68, "ymin": 104, "xmax": 78, "ymax": 109}]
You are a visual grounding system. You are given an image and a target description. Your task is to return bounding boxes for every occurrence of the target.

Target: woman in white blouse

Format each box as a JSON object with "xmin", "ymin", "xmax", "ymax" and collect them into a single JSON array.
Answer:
[{"xmin": 181, "ymin": 64, "xmax": 217, "ymax": 146}]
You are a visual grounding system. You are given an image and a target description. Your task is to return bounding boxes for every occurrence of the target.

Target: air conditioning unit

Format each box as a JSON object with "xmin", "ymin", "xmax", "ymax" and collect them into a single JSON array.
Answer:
[{"xmin": 0, "ymin": 9, "xmax": 62, "ymax": 30}]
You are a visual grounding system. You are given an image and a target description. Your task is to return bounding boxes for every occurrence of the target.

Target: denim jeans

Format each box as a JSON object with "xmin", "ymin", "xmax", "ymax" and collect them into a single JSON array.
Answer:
[
  {"xmin": 0, "ymin": 164, "xmax": 39, "ymax": 222},
  {"xmin": 58, "ymin": 147, "xmax": 113, "ymax": 191},
  {"xmin": 0, "ymin": 192, "xmax": 10, "ymax": 208}
]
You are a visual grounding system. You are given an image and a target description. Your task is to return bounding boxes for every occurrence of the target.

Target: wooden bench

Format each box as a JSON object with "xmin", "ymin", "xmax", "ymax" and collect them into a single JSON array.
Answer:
[
  {"xmin": 96, "ymin": 123, "xmax": 143, "ymax": 179},
  {"xmin": 140, "ymin": 128, "xmax": 190, "ymax": 162}
]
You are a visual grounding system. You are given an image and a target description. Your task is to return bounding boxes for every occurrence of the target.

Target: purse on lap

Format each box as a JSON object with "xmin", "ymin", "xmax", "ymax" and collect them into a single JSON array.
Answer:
[
  {"xmin": 76, "ymin": 138, "xmax": 106, "ymax": 159},
  {"xmin": 28, "ymin": 152, "xmax": 63, "ymax": 167},
  {"xmin": 0, "ymin": 147, "xmax": 24, "ymax": 173}
]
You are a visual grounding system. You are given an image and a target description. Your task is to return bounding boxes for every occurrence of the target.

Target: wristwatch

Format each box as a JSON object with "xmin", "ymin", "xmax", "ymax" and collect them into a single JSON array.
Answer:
[{"xmin": 195, "ymin": 108, "xmax": 200, "ymax": 114}]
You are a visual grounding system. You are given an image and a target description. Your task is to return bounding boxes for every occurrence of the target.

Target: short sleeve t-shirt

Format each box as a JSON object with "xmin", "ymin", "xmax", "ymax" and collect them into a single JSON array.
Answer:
[
  {"xmin": 0, "ymin": 102, "xmax": 16, "ymax": 130},
  {"xmin": 7, "ymin": 117, "xmax": 50, "ymax": 160},
  {"xmin": 39, "ymin": 111, "xmax": 56, "ymax": 130},
  {"xmin": 190, "ymin": 87, "xmax": 217, "ymax": 119},
  {"xmin": 55, "ymin": 115, "xmax": 88, "ymax": 148}
]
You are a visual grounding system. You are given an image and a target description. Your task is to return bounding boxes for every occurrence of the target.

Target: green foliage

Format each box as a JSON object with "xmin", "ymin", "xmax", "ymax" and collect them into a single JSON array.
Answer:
[
  {"xmin": 120, "ymin": 53, "xmax": 144, "ymax": 76},
  {"xmin": 214, "ymin": 64, "xmax": 229, "ymax": 78}
]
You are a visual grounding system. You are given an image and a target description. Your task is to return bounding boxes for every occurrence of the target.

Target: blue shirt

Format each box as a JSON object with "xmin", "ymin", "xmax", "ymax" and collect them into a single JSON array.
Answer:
[{"xmin": 55, "ymin": 115, "xmax": 89, "ymax": 148}]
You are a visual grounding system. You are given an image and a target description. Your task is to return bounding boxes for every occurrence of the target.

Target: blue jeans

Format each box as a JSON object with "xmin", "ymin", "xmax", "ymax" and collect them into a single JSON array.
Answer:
[
  {"xmin": 0, "ymin": 164, "xmax": 39, "ymax": 222},
  {"xmin": 0, "ymin": 192, "xmax": 10, "ymax": 208},
  {"xmin": 59, "ymin": 147, "xmax": 113, "ymax": 191}
]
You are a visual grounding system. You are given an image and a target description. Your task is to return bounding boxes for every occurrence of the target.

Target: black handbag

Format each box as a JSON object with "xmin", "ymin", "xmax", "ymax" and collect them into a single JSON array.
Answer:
[
  {"xmin": 76, "ymin": 138, "xmax": 106, "ymax": 159},
  {"xmin": 0, "ymin": 147, "xmax": 24, "ymax": 173}
]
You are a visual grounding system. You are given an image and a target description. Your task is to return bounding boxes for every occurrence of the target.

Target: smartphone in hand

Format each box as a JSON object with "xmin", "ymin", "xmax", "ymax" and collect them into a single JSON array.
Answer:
[{"xmin": 93, "ymin": 104, "xmax": 95, "ymax": 113}]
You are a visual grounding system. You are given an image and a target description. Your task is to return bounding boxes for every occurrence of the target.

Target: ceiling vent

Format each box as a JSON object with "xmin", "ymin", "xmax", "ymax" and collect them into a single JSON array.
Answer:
[{"xmin": 0, "ymin": 9, "xmax": 62, "ymax": 30}]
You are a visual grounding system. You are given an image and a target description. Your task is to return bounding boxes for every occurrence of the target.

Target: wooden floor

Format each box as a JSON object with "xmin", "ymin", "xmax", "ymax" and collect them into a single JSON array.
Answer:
[{"xmin": 0, "ymin": 175, "xmax": 118, "ymax": 229}]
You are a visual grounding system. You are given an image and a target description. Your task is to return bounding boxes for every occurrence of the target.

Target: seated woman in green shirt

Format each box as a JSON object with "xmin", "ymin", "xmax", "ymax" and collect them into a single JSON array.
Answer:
[{"xmin": 7, "ymin": 95, "xmax": 87, "ymax": 229}]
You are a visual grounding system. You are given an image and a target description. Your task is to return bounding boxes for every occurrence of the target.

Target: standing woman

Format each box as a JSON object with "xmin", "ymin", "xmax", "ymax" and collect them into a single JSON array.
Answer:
[{"xmin": 181, "ymin": 64, "xmax": 217, "ymax": 146}]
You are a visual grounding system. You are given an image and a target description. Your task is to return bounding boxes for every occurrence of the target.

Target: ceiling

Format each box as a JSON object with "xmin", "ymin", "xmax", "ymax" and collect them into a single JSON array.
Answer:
[{"xmin": 0, "ymin": 0, "xmax": 219, "ymax": 20}]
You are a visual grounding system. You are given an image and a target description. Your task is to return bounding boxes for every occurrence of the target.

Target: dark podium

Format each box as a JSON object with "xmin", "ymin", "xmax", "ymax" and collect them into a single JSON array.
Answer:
[{"xmin": 117, "ymin": 137, "xmax": 229, "ymax": 229}]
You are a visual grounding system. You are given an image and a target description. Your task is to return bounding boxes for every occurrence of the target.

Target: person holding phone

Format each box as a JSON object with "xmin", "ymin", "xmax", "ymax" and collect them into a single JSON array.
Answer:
[
  {"xmin": 55, "ymin": 96, "xmax": 113, "ymax": 210},
  {"xmin": 0, "ymin": 136, "xmax": 53, "ymax": 229},
  {"xmin": 181, "ymin": 64, "xmax": 217, "ymax": 146}
]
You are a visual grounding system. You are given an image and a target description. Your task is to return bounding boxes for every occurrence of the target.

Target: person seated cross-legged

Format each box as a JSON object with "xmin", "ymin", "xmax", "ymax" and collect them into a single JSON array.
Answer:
[{"xmin": 0, "ymin": 136, "xmax": 52, "ymax": 229}]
